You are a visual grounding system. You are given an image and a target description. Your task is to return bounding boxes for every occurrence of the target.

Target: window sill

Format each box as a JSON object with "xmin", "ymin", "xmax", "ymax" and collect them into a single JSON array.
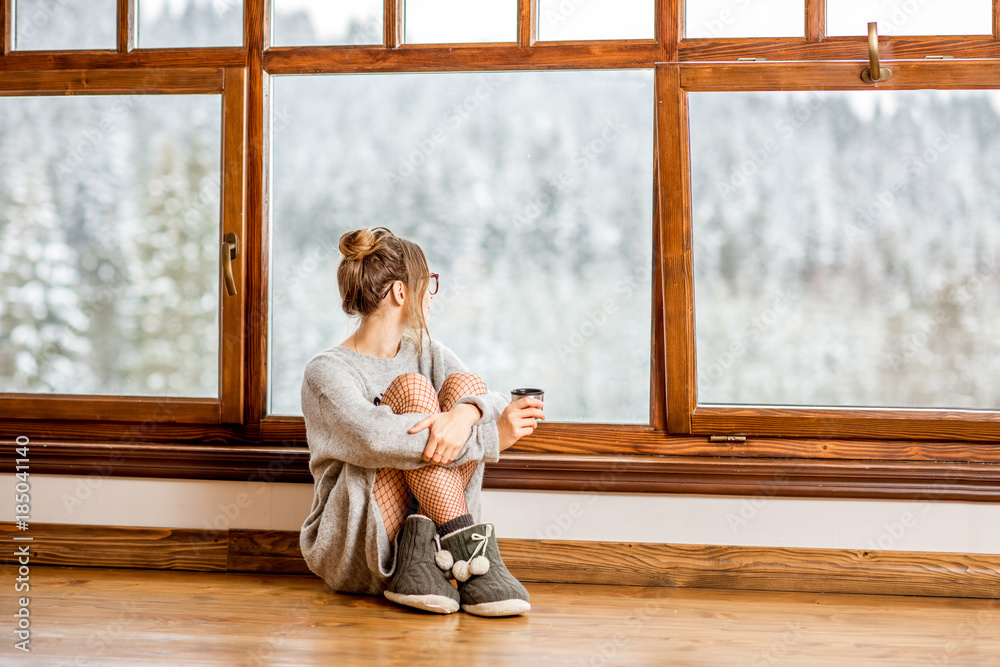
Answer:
[{"xmin": 6, "ymin": 436, "xmax": 999, "ymax": 502}]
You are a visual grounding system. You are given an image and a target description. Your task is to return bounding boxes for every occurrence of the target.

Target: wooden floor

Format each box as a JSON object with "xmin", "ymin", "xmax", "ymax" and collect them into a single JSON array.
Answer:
[{"xmin": 4, "ymin": 565, "xmax": 999, "ymax": 666}]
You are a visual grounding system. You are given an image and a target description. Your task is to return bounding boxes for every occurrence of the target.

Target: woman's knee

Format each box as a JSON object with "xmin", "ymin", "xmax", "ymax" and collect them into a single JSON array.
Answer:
[
  {"xmin": 383, "ymin": 372, "xmax": 438, "ymax": 413},
  {"xmin": 441, "ymin": 372, "xmax": 487, "ymax": 395},
  {"xmin": 388, "ymin": 372, "xmax": 433, "ymax": 391},
  {"xmin": 443, "ymin": 371, "xmax": 482, "ymax": 384}
]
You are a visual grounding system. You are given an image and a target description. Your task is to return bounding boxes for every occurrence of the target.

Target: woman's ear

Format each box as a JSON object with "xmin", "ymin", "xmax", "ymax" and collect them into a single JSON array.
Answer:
[{"xmin": 390, "ymin": 280, "xmax": 405, "ymax": 305}]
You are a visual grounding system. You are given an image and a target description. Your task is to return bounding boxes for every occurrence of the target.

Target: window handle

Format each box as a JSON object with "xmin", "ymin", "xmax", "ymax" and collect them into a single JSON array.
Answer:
[
  {"xmin": 222, "ymin": 232, "xmax": 239, "ymax": 296},
  {"xmin": 861, "ymin": 22, "xmax": 892, "ymax": 83}
]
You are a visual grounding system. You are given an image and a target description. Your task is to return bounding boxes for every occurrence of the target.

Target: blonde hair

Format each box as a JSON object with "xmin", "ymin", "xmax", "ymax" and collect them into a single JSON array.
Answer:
[{"xmin": 337, "ymin": 227, "xmax": 431, "ymax": 358}]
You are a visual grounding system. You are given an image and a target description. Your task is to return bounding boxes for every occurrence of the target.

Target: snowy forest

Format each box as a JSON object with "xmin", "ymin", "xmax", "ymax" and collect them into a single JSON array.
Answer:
[
  {"xmin": 3, "ymin": 1, "xmax": 999, "ymax": 422},
  {"xmin": 0, "ymin": 93, "xmax": 222, "ymax": 398},
  {"xmin": 690, "ymin": 91, "xmax": 1000, "ymax": 409}
]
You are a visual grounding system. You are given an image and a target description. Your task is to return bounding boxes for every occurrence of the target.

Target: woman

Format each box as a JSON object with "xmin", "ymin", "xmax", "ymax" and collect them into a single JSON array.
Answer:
[{"xmin": 299, "ymin": 226, "xmax": 544, "ymax": 617}]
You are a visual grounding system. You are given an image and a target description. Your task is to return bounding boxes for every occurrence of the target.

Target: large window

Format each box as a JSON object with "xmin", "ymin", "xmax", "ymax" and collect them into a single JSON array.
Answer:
[
  {"xmin": 0, "ymin": 94, "xmax": 222, "ymax": 397},
  {"xmin": 0, "ymin": 66, "xmax": 246, "ymax": 424},
  {"xmin": 268, "ymin": 70, "xmax": 653, "ymax": 423},
  {"xmin": 661, "ymin": 61, "xmax": 1000, "ymax": 443},
  {"xmin": 689, "ymin": 91, "xmax": 1000, "ymax": 410}
]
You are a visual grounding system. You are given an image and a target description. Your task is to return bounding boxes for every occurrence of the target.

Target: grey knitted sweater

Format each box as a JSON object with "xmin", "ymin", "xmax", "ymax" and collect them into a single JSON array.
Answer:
[{"xmin": 298, "ymin": 332, "xmax": 508, "ymax": 595}]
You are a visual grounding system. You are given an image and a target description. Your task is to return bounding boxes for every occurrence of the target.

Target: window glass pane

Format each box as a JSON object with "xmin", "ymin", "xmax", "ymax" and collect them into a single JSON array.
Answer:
[
  {"xmin": 689, "ymin": 90, "xmax": 1000, "ymax": 409},
  {"xmin": 538, "ymin": 0, "xmax": 653, "ymax": 41},
  {"xmin": 0, "ymin": 95, "xmax": 221, "ymax": 397},
  {"xmin": 14, "ymin": 0, "xmax": 116, "ymax": 50},
  {"xmin": 269, "ymin": 70, "xmax": 654, "ymax": 423},
  {"xmin": 272, "ymin": 0, "xmax": 382, "ymax": 46},
  {"xmin": 827, "ymin": 0, "xmax": 992, "ymax": 36},
  {"xmin": 685, "ymin": 0, "xmax": 804, "ymax": 38},
  {"xmin": 138, "ymin": 0, "xmax": 242, "ymax": 48},
  {"xmin": 404, "ymin": 0, "xmax": 516, "ymax": 44}
]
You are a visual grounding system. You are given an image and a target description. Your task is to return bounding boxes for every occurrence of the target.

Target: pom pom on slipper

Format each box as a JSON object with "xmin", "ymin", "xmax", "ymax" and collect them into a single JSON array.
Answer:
[{"xmin": 435, "ymin": 549, "xmax": 454, "ymax": 571}]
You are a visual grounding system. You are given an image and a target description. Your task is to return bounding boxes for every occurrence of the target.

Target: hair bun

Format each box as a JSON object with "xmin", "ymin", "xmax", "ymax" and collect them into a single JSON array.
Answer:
[{"xmin": 339, "ymin": 228, "xmax": 382, "ymax": 262}]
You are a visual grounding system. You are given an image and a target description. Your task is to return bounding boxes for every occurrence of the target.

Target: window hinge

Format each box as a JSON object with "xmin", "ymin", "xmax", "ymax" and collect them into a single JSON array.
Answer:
[
  {"xmin": 709, "ymin": 435, "xmax": 747, "ymax": 443},
  {"xmin": 923, "ymin": 55, "xmax": 954, "ymax": 59},
  {"xmin": 736, "ymin": 58, "xmax": 766, "ymax": 62}
]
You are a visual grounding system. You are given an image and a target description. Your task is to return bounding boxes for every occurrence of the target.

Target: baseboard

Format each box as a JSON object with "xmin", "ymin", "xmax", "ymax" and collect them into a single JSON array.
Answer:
[{"xmin": 3, "ymin": 522, "xmax": 998, "ymax": 599}]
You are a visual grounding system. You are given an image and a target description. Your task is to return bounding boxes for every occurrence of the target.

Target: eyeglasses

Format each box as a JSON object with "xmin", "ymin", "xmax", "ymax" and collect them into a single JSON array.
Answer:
[{"xmin": 381, "ymin": 273, "xmax": 439, "ymax": 300}]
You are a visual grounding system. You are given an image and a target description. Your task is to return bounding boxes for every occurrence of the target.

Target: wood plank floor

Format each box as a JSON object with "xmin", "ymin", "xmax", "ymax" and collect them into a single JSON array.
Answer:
[{"xmin": 3, "ymin": 565, "xmax": 999, "ymax": 666}]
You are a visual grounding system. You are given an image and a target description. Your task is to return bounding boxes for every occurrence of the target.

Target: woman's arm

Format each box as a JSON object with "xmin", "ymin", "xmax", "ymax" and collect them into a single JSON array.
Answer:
[
  {"xmin": 408, "ymin": 403, "xmax": 483, "ymax": 464},
  {"xmin": 301, "ymin": 356, "xmax": 491, "ymax": 471},
  {"xmin": 423, "ymin": 338, "xmax": 510, "ymax": 464}
]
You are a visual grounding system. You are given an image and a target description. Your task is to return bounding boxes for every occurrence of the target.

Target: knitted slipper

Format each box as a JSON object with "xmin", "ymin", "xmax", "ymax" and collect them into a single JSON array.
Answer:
[
  {"xmin": 439, "ymin": 522, "xmax": 531, "ymax": 617},
  {"xmin": 384, "ymin": 514, "xmax": 460, "ymax": 614}
]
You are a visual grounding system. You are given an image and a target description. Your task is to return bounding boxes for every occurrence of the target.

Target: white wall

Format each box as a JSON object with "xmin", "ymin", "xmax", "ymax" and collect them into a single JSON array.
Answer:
[{"xmin": 4, "ymin": 474, "xmax": 999, "ymax": 554}]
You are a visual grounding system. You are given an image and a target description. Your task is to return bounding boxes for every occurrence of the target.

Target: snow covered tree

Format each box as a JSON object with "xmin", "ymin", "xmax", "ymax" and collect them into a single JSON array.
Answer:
[
  {"xmin": 117, "ymin": 137, "xmax": 219, "ymax": 397},
  {"xmin": 0, "ymin": 157, "xmax": 95, "ymax": 392}
]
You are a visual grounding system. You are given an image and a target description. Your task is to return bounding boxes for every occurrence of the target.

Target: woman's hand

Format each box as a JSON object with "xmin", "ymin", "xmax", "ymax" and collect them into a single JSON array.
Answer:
[
  {"xmin": 498, "ymin": 397, "xmax": 545, "ymax": 452},
  {"xmin": 409, "ymin": 403, "xmax": 482, "ymax": 465}
]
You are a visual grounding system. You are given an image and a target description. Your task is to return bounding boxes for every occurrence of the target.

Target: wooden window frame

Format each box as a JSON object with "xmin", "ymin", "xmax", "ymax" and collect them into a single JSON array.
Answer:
[
  {"xmin": 2, "ymin": 0, "xmax": 999, "ymax": 504},
  {"xmin": 0, "ymin": 66, "xmax": 247, "ymax": 425},
  {"xmin": 660, "ymin": 60, "xmax": 1000, "ymax": 446}
]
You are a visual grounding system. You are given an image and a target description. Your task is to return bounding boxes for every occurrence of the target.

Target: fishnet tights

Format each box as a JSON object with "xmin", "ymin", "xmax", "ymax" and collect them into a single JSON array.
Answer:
[{"xmin": 372, "ymin": 372, "xmax": 487, "ymax": 545}]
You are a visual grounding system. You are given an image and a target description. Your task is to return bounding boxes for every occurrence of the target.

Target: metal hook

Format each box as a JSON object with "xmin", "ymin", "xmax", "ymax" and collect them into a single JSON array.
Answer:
[{"xmin": 861, "ymin": 22, "xmax": 892, "ymax": 83}]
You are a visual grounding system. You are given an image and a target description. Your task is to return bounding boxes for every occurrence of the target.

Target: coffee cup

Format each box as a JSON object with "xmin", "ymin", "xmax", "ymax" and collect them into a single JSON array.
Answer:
[{"xmin": 511, "ymin": 387, "xmax": 544, "ymax": 403}]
